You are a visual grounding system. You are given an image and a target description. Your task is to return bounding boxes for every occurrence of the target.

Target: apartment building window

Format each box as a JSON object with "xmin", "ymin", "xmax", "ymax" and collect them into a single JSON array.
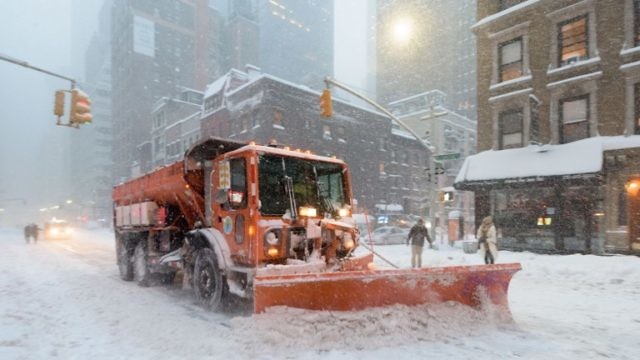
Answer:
[
  {"xmin": 499, "ymin": 37, "xmax": 523, "ymax": 81},
  {"xmin": 559, "ymin": 95, "xmax": 590, "ymax": 144},
  {"xmin": 558, "ymin": 15, "xmax": 589, "ymax": 66},
  {"xmin": 323, "ymin": 125, "xmax": 332, "ymax": 139},
  {"xmin": 499, "ymin": 0, "xmax": 525, "ymax": 11},
  {"xmin": 499, "ymin": 109, "xmax": 524, "ymax": 149},
  {"xmin": 635, "ymin": 83, "xmax": 640, "ymax": 134},
  {"xmin": 273, "ymin": 110, "xmax": 284, "ymax": 129},
  {"xmin": 336, "ymin": 125, "xmax": 346, "ymax": 141}
]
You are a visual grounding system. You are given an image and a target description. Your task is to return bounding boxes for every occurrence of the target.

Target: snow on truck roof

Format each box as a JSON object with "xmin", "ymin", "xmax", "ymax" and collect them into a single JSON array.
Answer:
[{"xmin": 185, "ymin": 137, "xmax": 346, "ymax": 165}]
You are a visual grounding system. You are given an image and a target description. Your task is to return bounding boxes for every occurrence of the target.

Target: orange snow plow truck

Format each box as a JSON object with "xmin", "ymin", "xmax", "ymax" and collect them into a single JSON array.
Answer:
[{"xmin": 113, "ymin": 138, "xmax": 521, "ymax": 314}]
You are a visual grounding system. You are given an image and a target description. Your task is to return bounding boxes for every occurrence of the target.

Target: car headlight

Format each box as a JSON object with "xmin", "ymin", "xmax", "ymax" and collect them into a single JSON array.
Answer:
[
  {"xmin": 299, "ymin": 207, "xmax": 317, "ymax": 217},
  {"xmin": 51, "ymin": 228, "xmax": 60, "ymax": 236}
]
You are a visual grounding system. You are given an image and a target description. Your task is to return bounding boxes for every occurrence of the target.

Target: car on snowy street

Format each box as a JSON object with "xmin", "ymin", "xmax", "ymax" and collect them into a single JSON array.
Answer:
[
  {"xmin": 44, "ymin": 219, "xmax": 73, "ymax": 240},
  {"xmin": 365, "ymin": 226, "xmax": 410, "ymax": 245}
]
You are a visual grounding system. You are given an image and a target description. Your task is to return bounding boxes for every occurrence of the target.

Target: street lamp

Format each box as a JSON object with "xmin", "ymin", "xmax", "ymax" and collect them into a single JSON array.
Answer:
[{"xmin": 392, "ymin": 17, "xmax": 414, "ymax": 45}]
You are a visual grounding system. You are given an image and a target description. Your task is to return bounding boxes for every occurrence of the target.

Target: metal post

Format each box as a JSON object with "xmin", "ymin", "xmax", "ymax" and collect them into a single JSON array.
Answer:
[{"xmin": 429, "ymin": 117, "xmax": 438, "ymax": 244}]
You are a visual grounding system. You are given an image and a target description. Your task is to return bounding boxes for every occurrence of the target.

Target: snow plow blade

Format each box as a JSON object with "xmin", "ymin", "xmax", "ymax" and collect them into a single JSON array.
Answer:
[{"xmin": 253, "ymin": 263, "xmax": 521, "ymax": 314}]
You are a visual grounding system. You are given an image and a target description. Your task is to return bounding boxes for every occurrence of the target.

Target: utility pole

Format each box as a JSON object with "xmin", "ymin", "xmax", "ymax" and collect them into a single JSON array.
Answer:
[{"xmin": 322, "ymin": 77, "xmax": 439, "ymax": 237}]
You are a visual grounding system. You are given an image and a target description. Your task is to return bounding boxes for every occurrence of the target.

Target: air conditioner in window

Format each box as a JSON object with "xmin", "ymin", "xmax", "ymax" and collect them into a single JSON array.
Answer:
[{"xmin": 564, "ymin": 55, "xmax": 581, "ymax": 65}]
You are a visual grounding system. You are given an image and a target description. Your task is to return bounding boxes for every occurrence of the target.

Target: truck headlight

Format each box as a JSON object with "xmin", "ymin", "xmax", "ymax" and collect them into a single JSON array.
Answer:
[
  {"xmin": 265, "ymin": 231, "xmax": 279, "ymax": 245},
  {"xmin": 338, "ymin": 208, "xmax": 350, "ymax": 217},
  {"xmin": 299, "ymin": 207, "xmax": 317, "ymax": 217},
  {"xmin": 342, "ymin": 233, "xmax": 355, "ymax": 250}
]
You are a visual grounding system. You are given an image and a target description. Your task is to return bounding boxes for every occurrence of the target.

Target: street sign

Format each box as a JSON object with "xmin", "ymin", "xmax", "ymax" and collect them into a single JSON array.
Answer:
[{"xmin": 434, "ymin": 153, "xmax": 460, "ymax": 161}]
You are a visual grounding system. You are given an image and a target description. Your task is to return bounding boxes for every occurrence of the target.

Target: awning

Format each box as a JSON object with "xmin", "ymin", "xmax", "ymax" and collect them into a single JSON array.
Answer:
[{"xmin": 454, "ymin": 136, "xmax": 640, "ymax": 190}]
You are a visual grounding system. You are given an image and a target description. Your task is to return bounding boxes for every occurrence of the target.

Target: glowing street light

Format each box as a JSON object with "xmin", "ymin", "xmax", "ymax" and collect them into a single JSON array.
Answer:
[
  {"xmin": 66, "ymin": 200, "xmax": 73, "ymax": 204},
  {"xmin": 392, "ymin": 17, "xmax": 414, "ymax": 45}
]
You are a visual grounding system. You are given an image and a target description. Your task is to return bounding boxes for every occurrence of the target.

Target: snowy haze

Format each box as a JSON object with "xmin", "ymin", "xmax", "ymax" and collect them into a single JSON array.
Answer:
[{"xmin": 0, "ymin": 0, "xmax": 368, "ymax": 225}]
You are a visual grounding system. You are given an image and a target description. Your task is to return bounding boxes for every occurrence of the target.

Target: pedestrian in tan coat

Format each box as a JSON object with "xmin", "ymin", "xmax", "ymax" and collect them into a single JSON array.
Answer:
[{"xmin": 476, "ymin": 216, "xmax": 498, "ymax": 264}]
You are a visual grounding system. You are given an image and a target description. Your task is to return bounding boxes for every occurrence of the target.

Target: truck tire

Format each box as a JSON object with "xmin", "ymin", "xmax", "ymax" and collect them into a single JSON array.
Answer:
[
  {"xmin": 117, "ymin": 240, "xmax": 133, "ymax": 281},
  {"xmin": 133, "ymin": 242, "xmax": 150, "ymax": 286},
  {"xmin": 193, "ymin": 248, "xmax": 228, "ymax": 312}
]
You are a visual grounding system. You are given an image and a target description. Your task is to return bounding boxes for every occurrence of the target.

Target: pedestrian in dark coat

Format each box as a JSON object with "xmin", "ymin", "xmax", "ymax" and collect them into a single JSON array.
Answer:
[
  {"xmin": 30, "ymin": 223, "xmax": 40, "ymax": 243},
  {"xmin": 406, "ymin": 219, "xmax": 431, "ymax": 268},
  {"xmin": 24, "ymin": 225, "xmax": 31, "ymax": 243}
]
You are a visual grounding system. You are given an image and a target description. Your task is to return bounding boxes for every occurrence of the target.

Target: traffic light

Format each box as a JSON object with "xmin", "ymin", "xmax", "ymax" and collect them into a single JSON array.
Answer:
[
  {"xmin": 69, "ymin": 89, "xmax": 92, "ymax": 124},
  {"xmin": 438, "ymin": 190, "xmax": 454, "ymax": 203},
  {"xmin": 54, "ymin": 90, "xmax": 65, "ymax": 117},
  {"xmin": 320, "ymin": 89, "xmax": 333, "ymax": 117}
]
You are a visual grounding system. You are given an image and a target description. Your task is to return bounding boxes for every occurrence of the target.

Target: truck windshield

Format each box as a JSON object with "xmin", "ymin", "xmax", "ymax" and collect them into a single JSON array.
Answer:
[{"xmin": 257, "ymin": 154, "xmax": 348, "ymax": 216}]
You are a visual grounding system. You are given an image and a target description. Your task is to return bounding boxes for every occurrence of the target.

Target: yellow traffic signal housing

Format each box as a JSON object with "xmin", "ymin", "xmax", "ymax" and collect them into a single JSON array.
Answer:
[
  {"xmin": 69, "ymin": 89, "xmax": 93, "ymax": 124},
  {"xmin": 54, "ymin": 90, "xmax": 65, "ymax": 117},
  {"xmin": 320, "ymin": 89, "xmax": 333, "ymax": 117},
  {"xmin": 439, "ymin": 190, "xmax": 454, "ymax": 203}
]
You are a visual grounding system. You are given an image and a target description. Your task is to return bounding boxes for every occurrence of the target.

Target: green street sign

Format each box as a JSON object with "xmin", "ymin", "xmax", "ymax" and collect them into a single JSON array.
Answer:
[{"xmin": 434, "ymin": 153, "xmax": 460, "ymax": 161}]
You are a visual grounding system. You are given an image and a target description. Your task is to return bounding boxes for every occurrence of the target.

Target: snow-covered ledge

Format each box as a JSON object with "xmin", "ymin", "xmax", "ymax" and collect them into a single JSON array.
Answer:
[
  {"xmin": 471, "ymin": 0, "xmax": 541, "ymax": 32},
  {"xmin": 546, "ymin": 57, "xmax": 601, "ymax": 76},
  {"xmin": 489, "ymin": 75, "xmax": 532, "ymax": 92}
]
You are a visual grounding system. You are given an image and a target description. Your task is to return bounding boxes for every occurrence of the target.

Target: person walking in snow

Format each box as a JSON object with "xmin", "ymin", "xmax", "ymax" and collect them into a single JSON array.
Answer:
[
  {"xmin": 477, "ymin": 216, "xmax": 498, "ymax": 264},
  {"xmin": 406, "ymin": 219, "xmax": 431, "ymax": 268},
  {"xmin": 24, "ymin": 224, "xmax": 31, "ymax": 243},
  {"xmin": 30, "ymin": 223, "xmax": 40, "ymax": 243}
]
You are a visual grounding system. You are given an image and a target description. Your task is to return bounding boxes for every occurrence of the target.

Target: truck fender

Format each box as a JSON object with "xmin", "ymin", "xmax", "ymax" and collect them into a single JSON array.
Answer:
[{"xmin": 189, "ymin": 228, "xmax": 233, "ymax": 272}]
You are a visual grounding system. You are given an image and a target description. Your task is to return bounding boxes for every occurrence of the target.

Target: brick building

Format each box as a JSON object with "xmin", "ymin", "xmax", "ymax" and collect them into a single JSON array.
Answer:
[{"xmin": 456, "ymin": 0, "xmax": 640, "ymax": 254}]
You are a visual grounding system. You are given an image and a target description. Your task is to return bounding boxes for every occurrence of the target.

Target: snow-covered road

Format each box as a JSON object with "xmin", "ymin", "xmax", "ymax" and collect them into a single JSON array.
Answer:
[{"xmin": 1, "ymin": 228, "xmax": 639, "ymax": 359}]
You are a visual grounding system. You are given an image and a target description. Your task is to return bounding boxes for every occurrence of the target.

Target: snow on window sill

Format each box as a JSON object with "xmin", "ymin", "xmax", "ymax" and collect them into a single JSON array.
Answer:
[
  {"xmin": 323, "ymin": 135, "xmax": 332, "ymax": 140},
  {"xmin": 240, "ymin": 130, "xmax": 247, "ymax": 134},
  {"xmin": 547, "ymin": 57, "xmax": 601, "ymax": 76},
  {"xmin": 490, "ymin": 75, "xmax": 532, "ymax": 91},
  {"xmin": 252, "ymin": 124, "xmax": 261, "ymax": 129},
  {"xmin": 621, "ymin": 46, "xmax": 640, "ymax": 56},
  {"xmin": 338, "ymin": 138, "xmax": 347, "ymax": 143},
  {"xmin": 272, "ymin": 124, "xmax": 285, "ymax": 130}
]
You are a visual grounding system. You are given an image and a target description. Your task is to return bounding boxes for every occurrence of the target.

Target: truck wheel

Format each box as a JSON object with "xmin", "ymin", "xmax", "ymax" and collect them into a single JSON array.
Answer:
[
  {"xmin": 133, "ymin": 242, "xmax": 150, "ymax": 286},
  {"xmin": 117, "ymin": 240, "xmax": 133, "ymax": 281},
  {"xmin": 193, "ymin": 248, "xmax": 227, "ymax": 311}
]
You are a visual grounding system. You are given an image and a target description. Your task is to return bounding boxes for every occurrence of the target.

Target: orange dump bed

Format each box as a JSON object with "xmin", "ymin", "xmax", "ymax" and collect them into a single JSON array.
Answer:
[{"xmin": 113, "ymin": 161, "xmax": 205, "ymax": 226}]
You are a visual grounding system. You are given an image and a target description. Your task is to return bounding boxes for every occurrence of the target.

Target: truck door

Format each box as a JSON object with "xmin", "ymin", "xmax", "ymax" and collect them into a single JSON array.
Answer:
[{"xmin": 214, "ymin": 157, "xmax": 252, "ymax": 265}]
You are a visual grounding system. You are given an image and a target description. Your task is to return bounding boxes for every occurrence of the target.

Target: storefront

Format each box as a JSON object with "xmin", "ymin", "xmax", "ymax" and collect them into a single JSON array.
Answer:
[{"xmin": 455, "ymin": 136, "xmax": 640, "ymax": 254}]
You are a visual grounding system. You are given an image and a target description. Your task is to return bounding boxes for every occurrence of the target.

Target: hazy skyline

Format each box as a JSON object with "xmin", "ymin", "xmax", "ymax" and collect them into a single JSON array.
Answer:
[{"xmin": 0, "ymin": 0, "xmax": 368, "ymax": 224}]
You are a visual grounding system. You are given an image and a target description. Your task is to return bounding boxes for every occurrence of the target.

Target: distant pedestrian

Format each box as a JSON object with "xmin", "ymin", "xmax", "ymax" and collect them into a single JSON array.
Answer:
[
  {"xmin": 406, "ymin": 219, "xmax": 431, "ymax": 268},
  {"xmin": 24, "ymin": 224, "xmax": 31, "ymax": 243},
  {"xmin": 477, "ymin": 216, "xmax": 498, "ymax": 264},
  {"xmin": 30, "ymin": 223, "xmax": 40, "ymax": 243}
]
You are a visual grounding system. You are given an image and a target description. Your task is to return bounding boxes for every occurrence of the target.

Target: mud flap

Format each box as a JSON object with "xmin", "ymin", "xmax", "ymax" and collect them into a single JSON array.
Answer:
[{"xmin": 253, "ymin": 263, "xmax": 521, "ymax": 314}]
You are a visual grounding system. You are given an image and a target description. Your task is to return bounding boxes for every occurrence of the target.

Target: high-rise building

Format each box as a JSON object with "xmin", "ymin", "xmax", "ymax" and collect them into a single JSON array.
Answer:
[
  {"xmin": 258, "ymin": 0, "xmax": 334, "ymax": 89},
  {"xmin": 111, "ymin": 0, "xmax": 225, "ymax": 181},
  {"xmin": 376, "ymin": 0, "xmax": 477, "ymax": 119}
]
